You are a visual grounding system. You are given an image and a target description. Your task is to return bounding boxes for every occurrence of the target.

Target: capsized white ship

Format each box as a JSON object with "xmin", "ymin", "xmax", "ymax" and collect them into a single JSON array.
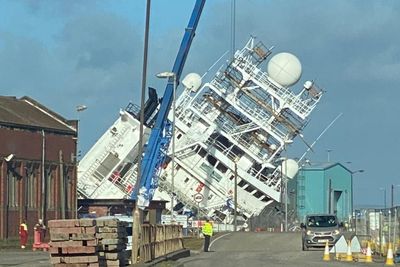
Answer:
[{"xmin": 78, "ymin": 37, "xmax": 324, "ymax": 222}]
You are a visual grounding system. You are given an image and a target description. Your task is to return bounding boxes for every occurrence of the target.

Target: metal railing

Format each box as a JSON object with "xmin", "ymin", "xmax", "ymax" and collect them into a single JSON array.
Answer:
[{"xmin": 353, "ymin": 207, "xmax": 400, "ymax": 255}]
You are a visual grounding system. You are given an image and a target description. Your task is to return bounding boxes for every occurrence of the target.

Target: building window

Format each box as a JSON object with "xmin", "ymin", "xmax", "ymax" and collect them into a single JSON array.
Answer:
[
  {"xmin": 8, "ymin": 173, "xmax": 17, "ymax": 207},
  {"xmin": 184, "ymin": 177, "xmax": 189, "ymax": 183},
  {"xmin": 27, "ymin": 173, "xmax": 35, "ymax": 208},
  {"xmin": 47, "ymin": 169, "xmax": 54, "ymax": 209}
]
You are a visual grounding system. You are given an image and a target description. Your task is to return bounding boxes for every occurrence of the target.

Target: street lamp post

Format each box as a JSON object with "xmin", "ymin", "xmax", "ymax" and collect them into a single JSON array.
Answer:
[
  {"xmin": 75, "ymin": 105, "xmax": 88, "ymax": 161},
  {"xmin": 326, "ymin": 149, "xmax": 333, "ymax": 162},
  {"xmin": 156, "ymin": 71, "xmax": 177, "ymax": 221},
  {"xmin": 391, "ymin": 184, "xmax": 400, "ymax": 208},
  {"xmin": 234, "ymin": 160, "xmax": 238, "ymax": 232},
  {"xmin": 380, "ymin": 187, "xmax": 387, "ymax": 209},
  {"xmin": 282, "ymin": 139, "xmax": 293, "ymax": 232},
  {"xmin": 346, "ymin": 168, "xmax": 364, "ymax": 231}
]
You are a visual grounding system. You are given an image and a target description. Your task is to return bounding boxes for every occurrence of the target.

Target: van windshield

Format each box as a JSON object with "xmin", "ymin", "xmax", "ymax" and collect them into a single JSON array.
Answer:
[{"xmin": 307, "ymin": 215, "xmax": 337, "ymax": 227}]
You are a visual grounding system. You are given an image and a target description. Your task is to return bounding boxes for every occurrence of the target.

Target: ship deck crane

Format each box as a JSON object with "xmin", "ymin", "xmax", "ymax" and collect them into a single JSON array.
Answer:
[{"xmin": 132, "ymin": 0, "xmax": 206, "ymax": 208}]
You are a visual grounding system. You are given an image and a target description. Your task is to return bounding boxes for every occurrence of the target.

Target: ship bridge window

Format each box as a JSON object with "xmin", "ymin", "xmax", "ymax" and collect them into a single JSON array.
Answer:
[
  {"xmin": 206, "ymin": 155, "xmax": 217, "ymax": 166},
  {"xmin": 244, "ymin": 185, "xmax": 256, "ymax": 193},
  {"xmin": 177, "ymin": 133, "xmax": 182, "ymax": 139},
  {"xmin": 216, "ymin": 163, "xmax": 228, "ymax": 174},
  {"xmin": 238, "ymin": 179, "xmax": 246, "ymax": 187},
  {"xmin": 198, "ymin": 148, "xmax": 207, "ymax": 158},
  {"xmin": 200, "ymin": 163, "xmax": 223, "ymax": 182},
  {"xmin": 184, "ymin": 177, "xmax": 189, "ymax": 183},
  {"xmin": 119, "ymin": 162, "xmax": 133, "ymax": 178},
  {"xmin": 253, "ymin": 190, "xmax": 264, "ymax": 198}
]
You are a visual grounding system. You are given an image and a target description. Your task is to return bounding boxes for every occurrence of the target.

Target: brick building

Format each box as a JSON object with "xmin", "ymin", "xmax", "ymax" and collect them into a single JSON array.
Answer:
[{"xmin": 0, "ymin": 96, "xmax": 78, "ymax": 239}]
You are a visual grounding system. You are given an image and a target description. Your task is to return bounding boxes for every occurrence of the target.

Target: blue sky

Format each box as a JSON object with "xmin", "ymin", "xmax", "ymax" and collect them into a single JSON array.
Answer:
[{"xmin": 1, "ymin": 0, "xmax": 399, "ymax": 207}]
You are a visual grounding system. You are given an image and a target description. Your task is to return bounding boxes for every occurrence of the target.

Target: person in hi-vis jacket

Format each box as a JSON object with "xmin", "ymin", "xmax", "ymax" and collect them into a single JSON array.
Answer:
[{"xmin": 19, "ymin": 220, "xmax": 28, "ymax": 249}]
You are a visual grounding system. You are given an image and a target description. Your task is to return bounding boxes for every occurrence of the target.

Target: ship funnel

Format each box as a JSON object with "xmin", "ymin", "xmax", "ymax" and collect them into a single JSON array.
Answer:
[{"xmin": 182, "ymin": 73, "xmax": 202, "ymax": 92}]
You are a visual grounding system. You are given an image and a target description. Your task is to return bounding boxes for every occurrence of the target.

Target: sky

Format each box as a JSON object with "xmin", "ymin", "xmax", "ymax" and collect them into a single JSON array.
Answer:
[{"xmin": 0, "ymin": 0, "xmax": 399, "ymax": 208}]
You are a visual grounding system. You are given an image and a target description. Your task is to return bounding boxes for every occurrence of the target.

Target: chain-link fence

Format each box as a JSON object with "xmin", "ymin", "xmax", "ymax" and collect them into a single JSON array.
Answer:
[{"xmin": 353, "ymin": 207, "xmax": 400, "ymax": 255}]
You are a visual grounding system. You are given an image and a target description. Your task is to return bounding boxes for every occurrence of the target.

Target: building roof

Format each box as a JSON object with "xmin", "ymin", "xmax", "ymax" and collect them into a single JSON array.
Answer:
[
  {"xmin": 301, "ymin": 162, "xmax": 352, "ymax": 173},
  {"xmin": 0, "ymin": 96, "xmax": 76, "ymax": 135}
]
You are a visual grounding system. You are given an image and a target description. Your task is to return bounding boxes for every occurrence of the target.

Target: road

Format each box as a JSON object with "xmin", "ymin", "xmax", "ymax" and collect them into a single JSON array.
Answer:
[
  {"xmin": 176, "ymin": 232, "xmax": 386, "ymax": 267},
  {"xmin": 0, "ymin": 232, "xmax": 388, "ymax": 267},
  {"xmin": 0, "ymin": 250, "xmax": 49, "ymax": 267}
]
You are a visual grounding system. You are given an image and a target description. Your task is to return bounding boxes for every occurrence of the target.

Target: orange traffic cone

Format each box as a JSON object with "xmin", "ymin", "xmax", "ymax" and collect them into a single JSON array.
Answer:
[
  {"xmin": 345, "ymin": 240, "xmax": 353, "ymax": 262},
  {"xmin": 323, "ymin": 241, "xmax": 330, "ymax": 261},
  {"xmin": 365, "ymin": 241, "xmax": 373, "ymax": 263},
  {"xmin": 385, "ymin": 242, "xmax": 394, "ymax": 266}
]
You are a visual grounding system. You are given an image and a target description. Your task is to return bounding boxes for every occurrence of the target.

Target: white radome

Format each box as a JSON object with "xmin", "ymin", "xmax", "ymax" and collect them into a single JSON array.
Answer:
[
  {"xmin": 182, "ymin": 73, "xmax": 202, "ymax": 92},
  {"xmin": 280, "ymin": 159, "xmax": 299, "ymax": 179},
  {"xmin": 267, "ymin": 52, "xmax": 302, "ymax": 87}
]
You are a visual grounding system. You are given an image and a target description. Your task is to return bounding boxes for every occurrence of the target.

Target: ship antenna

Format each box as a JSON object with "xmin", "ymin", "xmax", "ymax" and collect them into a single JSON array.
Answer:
[
  {"xmin": 298, "ymin": 113, "xmax": 343, "ymax": 163},
  {"xmin": 201, "ymin": 50, "xmax": 229, "ymax": 79}
]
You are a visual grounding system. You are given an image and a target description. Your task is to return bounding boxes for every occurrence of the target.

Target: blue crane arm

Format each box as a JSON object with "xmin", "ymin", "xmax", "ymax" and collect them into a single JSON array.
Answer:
[{"xmin": 132, "ymin": 0, "xmax": 206, "ymax": 208}]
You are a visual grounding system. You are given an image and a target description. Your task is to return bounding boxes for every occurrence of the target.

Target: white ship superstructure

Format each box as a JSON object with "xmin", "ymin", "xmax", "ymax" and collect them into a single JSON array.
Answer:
[{"xmin": 78, "ymin": 37, "xmax": 324, "ymax": 221}]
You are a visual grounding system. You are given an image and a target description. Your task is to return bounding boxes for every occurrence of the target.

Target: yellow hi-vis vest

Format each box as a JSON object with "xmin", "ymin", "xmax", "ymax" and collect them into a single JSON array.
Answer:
[{"xmin": 202, "ymin": 222, "xmax": 213, "ymax": 236}]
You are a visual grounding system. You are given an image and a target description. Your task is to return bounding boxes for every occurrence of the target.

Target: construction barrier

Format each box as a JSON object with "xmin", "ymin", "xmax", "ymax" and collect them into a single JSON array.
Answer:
[{"xmin": 354, "ymin": 207, "xmax": 400, "ymax": 256}]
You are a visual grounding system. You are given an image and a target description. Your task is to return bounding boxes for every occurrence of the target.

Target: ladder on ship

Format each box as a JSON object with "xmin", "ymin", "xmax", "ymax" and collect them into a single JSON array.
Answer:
[{"xmin": 78, "ymin": 125, "xmax": 130, "ymax": 198}]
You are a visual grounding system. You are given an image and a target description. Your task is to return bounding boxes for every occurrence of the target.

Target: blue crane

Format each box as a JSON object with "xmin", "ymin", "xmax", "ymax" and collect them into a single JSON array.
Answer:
[{"xmin": 132, "ymin": 0, "xmax": 206, "ymax": 208}]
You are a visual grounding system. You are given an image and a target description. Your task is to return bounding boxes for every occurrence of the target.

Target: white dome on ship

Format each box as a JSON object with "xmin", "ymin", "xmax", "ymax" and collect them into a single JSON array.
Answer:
[
  {"xmin": 182, "ymin": 73, "xmax": 202, "ymax": 92},
  {"xmin": 280, "ymin": 159, "xmax": 299, "ymax": 179},
  {"xmin": 267, "ymin": 52, "xmax": 302, "ymax": 87}
]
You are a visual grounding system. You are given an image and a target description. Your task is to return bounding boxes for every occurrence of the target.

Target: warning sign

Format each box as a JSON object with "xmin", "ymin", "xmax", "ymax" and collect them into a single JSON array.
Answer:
[{"xmin": 193, "ymin": 193, "xmax": 204, "ymax": 203}]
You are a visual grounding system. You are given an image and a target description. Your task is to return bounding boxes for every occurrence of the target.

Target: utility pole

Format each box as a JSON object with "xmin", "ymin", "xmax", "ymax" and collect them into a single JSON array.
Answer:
[
  {"xmin": 392, "ymin": 184, "xmax": 394, "ymax": 208},
  {"xmin": 234, "ymin": 161, "xmax": 238, "ymax": 232},
  {"xmin": 132, "ymin": 0, "xmax": 151, "ymax": 264}
]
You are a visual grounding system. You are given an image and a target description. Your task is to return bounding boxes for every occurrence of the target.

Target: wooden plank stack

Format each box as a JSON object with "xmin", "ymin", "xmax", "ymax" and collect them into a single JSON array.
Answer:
[
  {"xmin": 48, "ymin": 219, "xmax": 99, "ymax": 267},
  {"xmin": 96, "ymin": 219, "xmax": 129, "ymax": 267},
  {"xmin": 48, "ymin": 219, "xmax": 129, "ymax": 267}
]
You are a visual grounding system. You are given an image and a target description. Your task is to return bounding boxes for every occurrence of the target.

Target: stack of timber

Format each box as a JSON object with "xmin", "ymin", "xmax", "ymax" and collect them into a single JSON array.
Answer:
[
  {"xmin": 96, "ymin": 219, "xmax": 129, "ymax": 266},
  {"xmin": 48, "ymin": 219, "xmax": 99, "ymax": 267},
  {"xmin": 48, "ymin": 219, "xmax": 129, "ymax": 267}
]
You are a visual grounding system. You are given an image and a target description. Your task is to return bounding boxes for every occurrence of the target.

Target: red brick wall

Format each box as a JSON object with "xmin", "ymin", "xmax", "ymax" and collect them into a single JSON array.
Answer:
[
  {"xmin": 0, "ymin": 128, "xmax": 76, "ymax": 163},
  {"xmin": 0, "ymin": 127, "xmax": 77, "ymax": 240}
]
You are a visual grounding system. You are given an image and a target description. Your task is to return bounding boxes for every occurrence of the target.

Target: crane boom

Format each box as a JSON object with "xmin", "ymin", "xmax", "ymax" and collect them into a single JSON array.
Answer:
[{"xmin": 133, "ymin": 0, "xmax": 206, "ymax": 208}]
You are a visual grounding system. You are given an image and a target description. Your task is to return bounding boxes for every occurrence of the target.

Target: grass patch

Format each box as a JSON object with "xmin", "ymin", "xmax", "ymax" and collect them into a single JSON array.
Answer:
[
  {"xmin": 182, "ymin": 236, "xmax": 204, "ymax": 251},
  {"xmin": 0, "ymin": 238, "xmax": 28, "ymax": 250},
  {"xmin": 182, "ymin": 232, "xmax": 226, "ymax": 251}
]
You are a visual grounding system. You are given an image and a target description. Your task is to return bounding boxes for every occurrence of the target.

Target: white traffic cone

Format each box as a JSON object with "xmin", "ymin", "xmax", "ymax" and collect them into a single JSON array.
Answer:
[
  {"xmin": 323, "ymin": 241, "xmax": 330, "ymax": 261},
  {"xmin": 345, "ymin": 240, "xmax": 353, "ymax": 262},
  {"xmin": 385, "ymin": 242, "xmax": 394, "ymax": 266},
  {"xmin": 365, "ymin": 241, "xmax": 373, "ymax": 263}
]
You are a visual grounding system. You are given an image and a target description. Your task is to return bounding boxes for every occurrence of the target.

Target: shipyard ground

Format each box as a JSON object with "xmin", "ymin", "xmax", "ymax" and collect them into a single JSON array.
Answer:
[{"xmin": 0, "ymin": 232, "xmax": 388, "ymax": 266}]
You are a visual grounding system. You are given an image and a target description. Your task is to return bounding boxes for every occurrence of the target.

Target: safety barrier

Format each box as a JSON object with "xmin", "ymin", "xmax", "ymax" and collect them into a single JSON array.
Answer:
[
  {"xmin": 353, "ymin": 207, "xmax": 400, "ymax": 256},
  {"xmin": 139, "ymin": 224, "xmax": 184, "ymax": 263}
]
